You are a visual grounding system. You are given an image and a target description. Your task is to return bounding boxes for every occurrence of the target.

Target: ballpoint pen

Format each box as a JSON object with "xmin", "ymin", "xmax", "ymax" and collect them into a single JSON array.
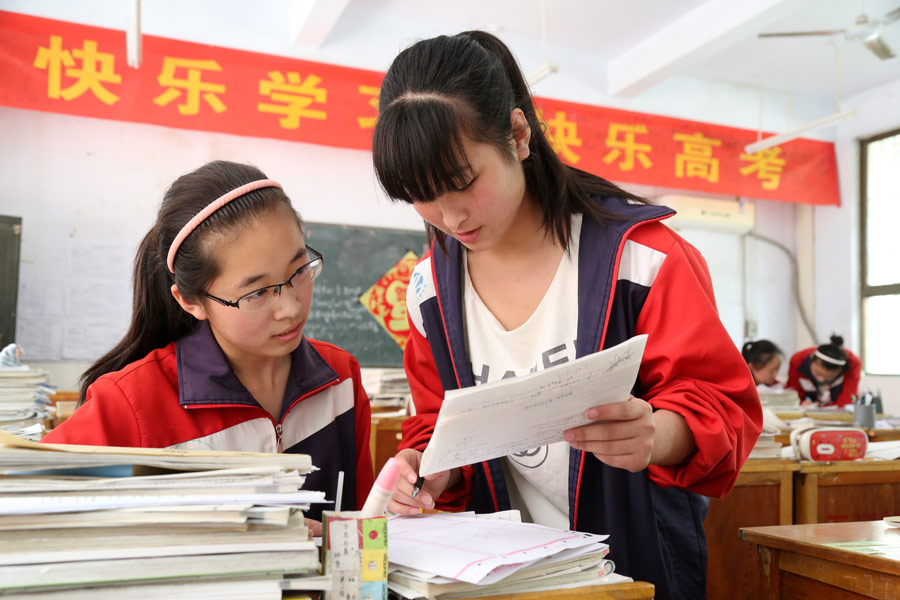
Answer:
[{"xmin": 411, "ymin": 475, "xmax": 425, "ymax": 500}]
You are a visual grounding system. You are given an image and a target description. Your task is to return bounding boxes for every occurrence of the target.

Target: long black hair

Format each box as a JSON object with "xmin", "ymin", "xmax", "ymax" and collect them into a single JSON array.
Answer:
[
  {"xmin": 372, "ymin": 30, "xmax": 645, "ymax": 250},
  {"xmin": 78, "ymin": 161, "xmax": 301, "ymax": 404}
]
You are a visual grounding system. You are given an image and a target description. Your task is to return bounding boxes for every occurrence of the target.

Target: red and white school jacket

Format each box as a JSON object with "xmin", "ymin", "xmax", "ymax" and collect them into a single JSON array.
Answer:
[
  {"xmin": 42, "ymin": 322, "xmax": 375, "ymax": 519},
  {"xmin": 785, "ymin": 346, "xmax": 861, "ymax": 407},
  {"xmin": 399, "ymin": 196, "xmax": 762, "ymax": 600}
]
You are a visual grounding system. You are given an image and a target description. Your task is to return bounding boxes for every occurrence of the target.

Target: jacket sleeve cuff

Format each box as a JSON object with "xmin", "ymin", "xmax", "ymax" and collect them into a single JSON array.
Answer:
[{"xmin": 646, "ymin": 396, "xmax": 744, "ymax": 497}]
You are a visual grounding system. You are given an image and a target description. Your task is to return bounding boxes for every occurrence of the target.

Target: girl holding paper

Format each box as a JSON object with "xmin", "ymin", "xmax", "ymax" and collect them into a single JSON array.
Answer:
[{"xmin": 373, "ymin": 31, "xmax": 761, "ymax": 600}]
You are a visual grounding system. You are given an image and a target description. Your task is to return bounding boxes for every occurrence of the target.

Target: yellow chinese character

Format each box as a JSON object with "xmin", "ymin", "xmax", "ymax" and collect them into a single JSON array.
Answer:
[
  {"xmin": 358, "ymin": 85, "xmax": 380, "ymax": 129},
  {"xmin": 673, "ymin": 132, "xmax": 723, "ymax": 183},
  {"xmin": 33, "ymin": 35, "xmax": 121, "ymax": 105},
  {"xmin": 542, "ymin": 110, "xmax": 582, "ymax": 164},
  {"xmin": 740, "ymin": 148, "xmax": 786, "ymax": 190},
  {"xmin": 602, "ymin": 123, "xmax": 652, "ymax": 171},
  {"xmin": 154, "ymin": 58, "xmax": 226, "ymax": 115},
  {"xmin": 258, "ymin": 71, "xmax": 326, "ymax": 128}
]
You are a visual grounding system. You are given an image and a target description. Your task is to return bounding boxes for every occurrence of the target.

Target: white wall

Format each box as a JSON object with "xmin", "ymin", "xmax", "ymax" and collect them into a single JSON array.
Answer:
[
  {"xmin": 0, "ymin": 107, "xmax": 424, "ymax": 388},
  {"xmin": 815, "ymin": 77, "xmax": 900, "ymax": 413}
]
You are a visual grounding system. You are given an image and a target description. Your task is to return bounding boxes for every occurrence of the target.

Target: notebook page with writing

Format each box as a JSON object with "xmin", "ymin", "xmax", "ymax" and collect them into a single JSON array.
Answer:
[
  {"xmin": 387, "ymin": 513, "xmax": 609, "ymax": 585},
  {"xmin": 419, "ymin": 334, "xmax": 647, "ymax": 477}
]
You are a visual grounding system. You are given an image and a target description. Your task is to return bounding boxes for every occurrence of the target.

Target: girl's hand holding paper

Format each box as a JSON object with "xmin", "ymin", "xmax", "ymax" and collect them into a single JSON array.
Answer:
[{"xmin": 564, "ymin": 396, "xmax": 696, "ymax": 472}]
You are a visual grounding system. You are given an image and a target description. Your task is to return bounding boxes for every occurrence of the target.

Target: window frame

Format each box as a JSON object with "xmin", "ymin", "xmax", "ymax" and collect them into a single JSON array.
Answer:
[{"xmin": 859, "ymin": 126, "xmax": 900, "ymax": 374}]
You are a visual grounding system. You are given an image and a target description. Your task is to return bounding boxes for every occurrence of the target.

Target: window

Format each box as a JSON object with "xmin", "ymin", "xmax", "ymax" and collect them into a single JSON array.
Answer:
[{"xmin": 860, "ymin": 128, "xmax": 900, "ymax": 375}]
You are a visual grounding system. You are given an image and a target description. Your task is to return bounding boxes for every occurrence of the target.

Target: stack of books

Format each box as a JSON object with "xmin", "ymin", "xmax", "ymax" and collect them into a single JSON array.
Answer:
[
  {"xmin": 748, "ymin": 423, "xmax": 784, "ymax": 459},
  {"xmin": 0, "ymin": 364, "xmax": 54, "ymax": 441},
  {"xmin": 758, "ymin": 389, "xmax": 803, "ymax": 421},
  {"xmin": 0, "ymin": 431, "xmax": 329, "ymax": 599},
  {"xmin": 387, "ymin": 512, "xmax": 629, "ymax": 599},
  {"xmin": 362, "ymin": 368, "xmax": 410, "ymax": 412}
]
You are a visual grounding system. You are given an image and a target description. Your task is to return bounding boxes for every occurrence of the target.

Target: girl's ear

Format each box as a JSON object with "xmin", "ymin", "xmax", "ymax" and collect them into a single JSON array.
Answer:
[
  {"xmin": 510, "ymin": 108, "xmax": 531, "ymax": 161},
  {"xmin": 171, "ymin": 284, "xmax": 209, "ymax": 321}
]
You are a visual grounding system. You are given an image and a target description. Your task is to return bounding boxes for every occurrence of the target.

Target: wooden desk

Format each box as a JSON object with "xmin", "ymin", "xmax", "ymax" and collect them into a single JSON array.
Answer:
[
  {"xmin": 705, "ymin": 459, "xmax": 799, "ymax": 600},
  {"xmin": 795, "ymin": 461, "xmax": 900, "ymax": 524},
  {"xmin": 448, "ymin": 581, "xmax": 655, "ymax": 599},
  {"xmin": 740, "ymin": 521, "xmax": 900, "ymax": 599},
  {"xmin": 370, "ymin": 415, "xmax": 406, "ymax": 474},
  {"xmin": 45, "ymin": 390, "xmax": 79, "ymax": 430}
]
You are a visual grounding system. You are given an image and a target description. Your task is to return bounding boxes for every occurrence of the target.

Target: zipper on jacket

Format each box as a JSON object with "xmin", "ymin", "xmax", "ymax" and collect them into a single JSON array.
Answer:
[{"xmin": 275, "ymin": 423, "xmax": 283, "ymax": 453}]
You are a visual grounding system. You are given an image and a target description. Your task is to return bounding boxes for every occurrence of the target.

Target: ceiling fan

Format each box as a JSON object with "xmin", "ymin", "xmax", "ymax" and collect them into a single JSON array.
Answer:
[{"xmin": 758, "ymin": 6, "xmax": 900, "ymax": 60}]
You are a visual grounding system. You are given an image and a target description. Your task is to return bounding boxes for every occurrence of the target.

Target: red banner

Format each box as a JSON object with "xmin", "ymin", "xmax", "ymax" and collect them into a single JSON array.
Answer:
[{"xmin": 0, "ymin": 10, "xmax": 839, "ymax": 206}]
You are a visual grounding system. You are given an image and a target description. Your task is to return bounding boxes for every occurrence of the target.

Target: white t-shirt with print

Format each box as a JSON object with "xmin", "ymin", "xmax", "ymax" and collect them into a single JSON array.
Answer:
[{"xmin": 462, "ymin": 215, "xmax": 582, "ymax": 529}]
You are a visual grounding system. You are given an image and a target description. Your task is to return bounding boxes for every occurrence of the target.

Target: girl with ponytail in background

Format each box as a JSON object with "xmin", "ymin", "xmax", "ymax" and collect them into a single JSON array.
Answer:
[
  {"xmin": 741, "ymin": 339, "xmax": 784, "ymax": 390},
  {"xmin": 786, "ymin": 334, "xmax": 861, "ymax": 407}
]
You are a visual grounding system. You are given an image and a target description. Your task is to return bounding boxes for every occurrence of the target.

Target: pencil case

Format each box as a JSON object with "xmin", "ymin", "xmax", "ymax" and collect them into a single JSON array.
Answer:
[{"xmin": 789, "ymin": 426, "xmax": 867, "ymax": 461}]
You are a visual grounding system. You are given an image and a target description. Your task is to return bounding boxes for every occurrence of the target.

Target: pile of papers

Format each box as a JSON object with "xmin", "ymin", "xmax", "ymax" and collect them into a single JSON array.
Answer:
[
  {"xmin": 362, "ymin": 368, "xmax": 410, "ymax": 412},
  {"xmin": 748, "ymin": 423, "xmax": 784, "ymax": 459},
  {"xmin": 387, "ymin": 512, "xmax": 629, "ymax": 599},
  {"xmin": 0, "ymin": 365, "xmax": 54, "ymax": 441},
  {"xmin": 758, "ymin": 389, "xmax": 801, "ymax": 416},
  {"xmin": 0, "ymin": 431, "xmax": 329, "ymax": 599}
]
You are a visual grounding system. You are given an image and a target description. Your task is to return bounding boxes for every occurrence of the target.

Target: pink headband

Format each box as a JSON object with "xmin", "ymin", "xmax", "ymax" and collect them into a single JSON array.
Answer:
[{"xmin": 166, "ymin": 179, "xmax": 283, "ymax": 273}]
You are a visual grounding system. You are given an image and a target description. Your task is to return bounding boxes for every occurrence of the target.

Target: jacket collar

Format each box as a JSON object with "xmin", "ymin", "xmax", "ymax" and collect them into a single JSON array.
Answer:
[
  {"xmin": 176, "ymin": 321, "xmax": 338, "ymax": 415},
  {"xmin": 575, "ymin": 197, "xmax": 673, "ymax": 357},
  {"xmin": 429, "ymin": 197, "xmax": 674, "ymax": 385}
]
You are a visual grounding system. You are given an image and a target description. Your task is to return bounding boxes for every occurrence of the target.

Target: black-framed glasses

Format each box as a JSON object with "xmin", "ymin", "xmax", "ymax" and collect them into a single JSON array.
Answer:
[{"xmin": 204, "ymin": 246, "xmax": 323, "ymax": 314}]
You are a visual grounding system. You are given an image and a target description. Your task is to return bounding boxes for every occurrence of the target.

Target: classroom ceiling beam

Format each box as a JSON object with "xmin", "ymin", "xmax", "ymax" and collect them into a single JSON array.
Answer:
[
  {"xmin": 289, "ymin": 0, "xmax": 350, "ymax": 48},
  {"xmin": 606, "ymin": 0, "xmax": 813, "ymax": 98}
]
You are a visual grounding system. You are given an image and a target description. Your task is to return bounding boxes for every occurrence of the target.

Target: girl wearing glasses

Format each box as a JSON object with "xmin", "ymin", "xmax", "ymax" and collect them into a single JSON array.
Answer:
[
  {"xmin": 43, "ymin": 161, "xmax": 375, "ymax": 526},
  {"xmin": 373, "ymin": 32, "xmax": 761, "ymax": 600}
]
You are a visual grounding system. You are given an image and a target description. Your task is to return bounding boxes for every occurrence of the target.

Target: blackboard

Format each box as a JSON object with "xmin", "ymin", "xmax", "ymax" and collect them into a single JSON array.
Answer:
[{"xmin": 303, "ymin": 222, "xmax": 428, "ymax": 367}]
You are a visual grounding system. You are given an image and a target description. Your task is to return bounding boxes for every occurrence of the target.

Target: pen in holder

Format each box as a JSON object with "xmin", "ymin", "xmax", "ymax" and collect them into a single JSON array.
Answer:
[{"xmin": 321, "ymin": 510, "xmax": 388, "ymax": 600}]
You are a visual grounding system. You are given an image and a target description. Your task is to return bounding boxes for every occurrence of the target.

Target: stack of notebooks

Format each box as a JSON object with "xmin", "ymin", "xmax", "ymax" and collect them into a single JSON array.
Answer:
[
  {"xmin": 0, "ymin": 364, "xmax": 54, "ymax": 441},
  {"xmin": 758, "ymin": 389, "xmax": 802, "ymax": 421},
  {"xmin": 362, "ymin": 368, "xmax": 411, "ymax": 412},
  {"xmin": 0, "ymin": 431, "xmax": 330, "ymax": 599},
  {"xmin": 387, "ymin": 512, "xmax": 629, "ymax": 599},
  {"xmin": 748, "ymin": 423, "xmax": 784, "ymax": 459}
]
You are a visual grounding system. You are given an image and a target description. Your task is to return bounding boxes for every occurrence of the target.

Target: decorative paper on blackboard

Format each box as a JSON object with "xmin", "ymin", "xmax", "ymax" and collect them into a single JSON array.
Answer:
[
  {"xmin": 358, "ymin": 250, "xmax": 418, "ymax": 351},
  {"xmin": 302, "ymin": 223, "xmax": 427, "ymax": 367}
]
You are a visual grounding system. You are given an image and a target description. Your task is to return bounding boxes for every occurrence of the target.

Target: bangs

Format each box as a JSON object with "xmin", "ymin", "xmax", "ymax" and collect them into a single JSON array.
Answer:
[{"xmin": 373, "ymin": 96, "xmax": 474, "ymax": 203}]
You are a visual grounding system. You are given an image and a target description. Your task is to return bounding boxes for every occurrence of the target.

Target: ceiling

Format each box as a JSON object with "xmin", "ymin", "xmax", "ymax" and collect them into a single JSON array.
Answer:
[{"xmin": 4, "ymin": 0, "xmax": 900, "ymax": 109}]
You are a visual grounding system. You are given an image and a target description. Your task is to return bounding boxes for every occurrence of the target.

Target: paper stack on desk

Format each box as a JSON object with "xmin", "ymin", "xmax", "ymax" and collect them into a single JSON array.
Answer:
[
  {"xmin": 0, "ymin": 431, "xmax": 328, "ymax": 599},
  {"xmin": 362, "ymin": 367, "xmax": 411, "ymax": 412},
  {"xmin": 0, "ymin": 364, "xmax": 54, "ymax": 441},
  {"xmin": 387, "ymin": 512, "xmax": 630, "ymax": 599}
]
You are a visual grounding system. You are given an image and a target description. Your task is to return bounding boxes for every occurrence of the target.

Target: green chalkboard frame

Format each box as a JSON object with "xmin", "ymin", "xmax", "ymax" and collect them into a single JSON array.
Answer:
[{"xmin": 302, "ymin": 222, "xmax": 429, "ymax": 367}]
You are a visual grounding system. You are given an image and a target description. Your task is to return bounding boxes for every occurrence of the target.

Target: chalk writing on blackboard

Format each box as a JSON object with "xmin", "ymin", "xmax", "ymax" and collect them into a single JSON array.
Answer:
[{"xmin": 303, "ymin": 223, "xmax": 428, "ymax": 367}]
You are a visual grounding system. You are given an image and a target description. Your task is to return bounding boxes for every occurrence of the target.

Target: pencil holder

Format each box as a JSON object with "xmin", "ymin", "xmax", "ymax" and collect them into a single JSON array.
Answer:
[
  {"xmin": 853, "ymin": 404, "xmax": 876, "ymax": 429},
  {"xmin": 321, "ymin": 510, "xmax": 388, "ymax": 600}
]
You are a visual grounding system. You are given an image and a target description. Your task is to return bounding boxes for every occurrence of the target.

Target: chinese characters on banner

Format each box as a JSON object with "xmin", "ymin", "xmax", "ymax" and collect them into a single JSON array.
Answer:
[{"xmin": 0, "ymin": 10, "xmax": 839, "ymax": 205}]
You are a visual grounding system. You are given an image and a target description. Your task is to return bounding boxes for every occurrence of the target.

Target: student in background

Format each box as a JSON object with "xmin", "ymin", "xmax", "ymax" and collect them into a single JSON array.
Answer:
[
  {"xmin": 741, "ymin": 339, "xmax": 783, "ymax": 390},
  {"xmin": 786, "ymin": 334, "xmax": 861, "ymax": 407},
  {"xmin": 42, "ymin": 161, "xmax": 375, "ymax": 524},
  {"xmin": 371, "ymin": 31, "xmax": 761, "ymax": 600}
]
